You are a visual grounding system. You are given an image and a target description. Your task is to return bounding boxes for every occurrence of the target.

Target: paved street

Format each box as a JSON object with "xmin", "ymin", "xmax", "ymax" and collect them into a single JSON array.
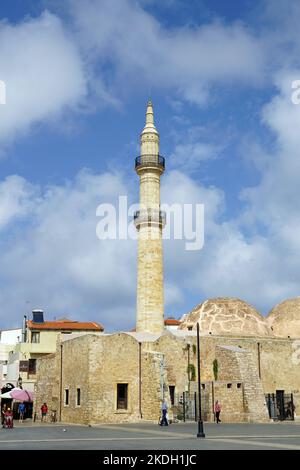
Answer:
[{"xmin": 0, "ymin": 421, "xmax": 300, "ymax": 450}]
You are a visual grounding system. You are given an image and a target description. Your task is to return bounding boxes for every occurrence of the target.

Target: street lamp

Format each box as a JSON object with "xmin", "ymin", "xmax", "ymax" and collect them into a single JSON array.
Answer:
[
  {"xmin": 17, "ymin": 376, "xmax": 23, "ymax": 389},
  {"xmin": 196, "ymin": 322, "xmax": 205, "ymax": 438},
  {"xmin": 187, "ymin": 342, "xmax": 191, "ymax": 396}
]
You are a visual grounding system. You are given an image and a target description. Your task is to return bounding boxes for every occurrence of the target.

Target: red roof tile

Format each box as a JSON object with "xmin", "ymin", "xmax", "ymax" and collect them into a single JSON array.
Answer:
[
  {"xmin": 164, "ymin": 318, "xmax": 181, "ymax": 326},
  {"xmin": 131, "ymin": 318, "xmax": 181, "ymax": 331},
  {"xmin": 27, "ymin": 320, "xmax": 104, "ymax": 331}
]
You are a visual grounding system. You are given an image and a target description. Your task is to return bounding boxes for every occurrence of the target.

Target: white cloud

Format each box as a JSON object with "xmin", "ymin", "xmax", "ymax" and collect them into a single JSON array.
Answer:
[
  {"xmin": 242, "ymin": 71, "xmax": 300, "ymax": 228},
  {"xmin": 0, "ymin": 0, "xmax": 283, "ymax": 152},
  {"xmin": 0, "ymin": 0, "xmax": 266, "ymax": 150},
  {"xmin": 190, "ymin": 70, "xmax": 300, "ymax": 313},
  {"xmin": 0, "ymin": 166, "xmax": 225, "ymax": 329},
  {"xmin": 160, "ymin": 73, "xmax": 300, "ymax": 315},
  {"xmin": 0, "ymin": 11, "xmax": 87, "ymax": 145},
  {"xmin": 1, "ymin": 85, "xmax": 300, "ymax": 329},
  {"xmin": 169, "ymin": 125, "xmax": 222, "ymax": 173},
  {"xmin": 69, "ymin": 0, "xmax": 265, "ymax": 105},
  {"xmin": 2, "ymin": 1, "xmax": 300, "ymax": 329},
  {"xmin": 0, "ymin": 175, "xmax": 38, "ymax": 230},
  {"xmin": 0, "ymin": 170, "xmax": 137, "ymax": 330}
]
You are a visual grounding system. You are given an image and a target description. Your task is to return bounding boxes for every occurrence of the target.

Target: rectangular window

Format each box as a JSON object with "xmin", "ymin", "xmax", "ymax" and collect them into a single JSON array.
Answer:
[
  {"xmin": 64, "ymin": 389, "xmax": 69, "ymax": 406},
  {"xmin": 31, "ymin": 332, "xmax": 40, "ymax": 343},
  {"xmin": 76, "ymin": 388, "xmax": 81, "ymax": 406},
  {"xmin": 19, "ymin": 360, "xmax": 29, "ymax": 373},
  {"xmin": 117, "ymin": 384, "xmax": 128, "ymax": 410},
  {"xmin": 28, "ymin": 359, "xmax": 36, "ymax": 375},
  {"xmin": 169, "ymin": 385, "xmax": 175, "ymax": 406}
]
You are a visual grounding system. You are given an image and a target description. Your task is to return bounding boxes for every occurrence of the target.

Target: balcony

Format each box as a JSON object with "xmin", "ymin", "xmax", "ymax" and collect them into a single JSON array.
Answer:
[
  {"xmin": 134, "ymin": 209, "xmax": 166, "ymax": 229},
  {"xmin": 135, "ymin": 155, "xmax": 165, "ymax": 172}
]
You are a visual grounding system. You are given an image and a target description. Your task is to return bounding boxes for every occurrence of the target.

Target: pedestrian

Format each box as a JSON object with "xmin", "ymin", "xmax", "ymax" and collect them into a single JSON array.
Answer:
[
  {"xmin": 214, "ymin": 400, "xmax": 221, "ymax": 423},
  {"xmin": 18, "ymin": 402, "xmax": 26, "ymax": 422},
  {"xmin": 41, "ymin": 402, "xmax": 48, "ymax": 422},
  {"xmin": 286, "ymin": 401, "xmax": 295, "ymax": 419},
  {"xmin": 4, "ymin": 407, "xmax": 13, "ymax": 428},
  {"xmin": 160, "ymin": 399, "xmax": 169, "ymax": 426},
  {"xmin": 1, "ymin": 403, "xmax": 7, "ymax": 427}
]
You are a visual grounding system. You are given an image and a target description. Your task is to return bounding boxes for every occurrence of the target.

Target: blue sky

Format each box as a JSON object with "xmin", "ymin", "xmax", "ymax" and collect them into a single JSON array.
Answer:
[{"xmin": 0, "ymin": 0, "xmax": 300, "ymax": 331}]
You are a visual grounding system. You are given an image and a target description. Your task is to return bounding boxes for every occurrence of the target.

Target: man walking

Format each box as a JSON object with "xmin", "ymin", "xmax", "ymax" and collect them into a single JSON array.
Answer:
[
  {"xmin": 160, "ymin": 399, "xmax": 169, "ymax": 426},
  {"xmin": 18, "ymin": 402, "xmax": 26, "ymax": 422}
]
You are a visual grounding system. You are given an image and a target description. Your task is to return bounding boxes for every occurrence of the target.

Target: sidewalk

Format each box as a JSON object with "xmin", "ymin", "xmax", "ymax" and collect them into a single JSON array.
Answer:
[{"xmin": 11, "ymin": 419, "xmax": 62, "ymax": 428}]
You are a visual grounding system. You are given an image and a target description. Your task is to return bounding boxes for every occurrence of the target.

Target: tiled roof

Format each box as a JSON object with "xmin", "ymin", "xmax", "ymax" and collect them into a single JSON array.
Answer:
[
  {"xmin": 27, "ymin": 320, "xmax": 104, "ymax": 331},
  {"xmin": 165, "ymin": 318, "xmax": 181, "ymax": 326},
  {"xmin": 130, "ymin": 318, "xmax": 181, "ymax": 332}
]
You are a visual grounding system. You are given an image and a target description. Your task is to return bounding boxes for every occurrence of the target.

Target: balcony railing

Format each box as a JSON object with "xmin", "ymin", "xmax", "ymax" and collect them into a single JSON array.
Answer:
[
  {"xmin": 134, "ymin": 209, "xmax": 166, "ymax": 228},
  {"xmin": 135, "ymin": 155, "xmax": 165, "ymax": 171}
]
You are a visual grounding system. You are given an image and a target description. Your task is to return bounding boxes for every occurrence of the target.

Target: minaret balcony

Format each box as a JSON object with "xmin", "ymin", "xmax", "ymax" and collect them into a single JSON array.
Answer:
[
  {"xmin": 134, "ymin": 209, "xmax": 166, "ymax": 229},
  {"xmin": 135, "ymin": 155, "xmax": 165, "ymax": 173}
]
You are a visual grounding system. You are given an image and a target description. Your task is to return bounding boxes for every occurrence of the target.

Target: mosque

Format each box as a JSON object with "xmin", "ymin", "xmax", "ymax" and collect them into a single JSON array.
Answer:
[{"xmin": 35, "ymin": 102, "xmax": 300, "ymax": 424}]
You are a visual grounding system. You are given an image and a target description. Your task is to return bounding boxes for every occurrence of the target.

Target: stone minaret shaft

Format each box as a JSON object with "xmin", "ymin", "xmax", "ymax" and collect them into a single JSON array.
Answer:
[{"xmin": 135, "ymin": 101, "xmax": 165, "ymax": 335}]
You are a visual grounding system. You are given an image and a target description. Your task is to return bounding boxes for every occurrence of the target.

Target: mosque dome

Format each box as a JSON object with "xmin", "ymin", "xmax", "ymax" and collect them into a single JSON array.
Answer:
[
  {"xmin": 267, "ymin": 297, "xmax": 300, "ymax": 338},
  {"xmin": 179, "ymin": 297, "xmax": 272, "ymax": 337}
]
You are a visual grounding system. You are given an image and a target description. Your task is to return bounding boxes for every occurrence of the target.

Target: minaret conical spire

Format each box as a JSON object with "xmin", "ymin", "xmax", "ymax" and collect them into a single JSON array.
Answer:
[
  {"xmin": 142, "ymin": 100, "xmax": 158, "ymax": 135},
  {"xmin": 146, "ymin": 100, "xmax": 154, "ymax": 125}
]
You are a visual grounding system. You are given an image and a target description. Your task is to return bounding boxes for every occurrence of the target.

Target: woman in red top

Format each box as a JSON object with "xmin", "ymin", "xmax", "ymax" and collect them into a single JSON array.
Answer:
[
  {"xmin": 4, "ymin": 408, "xmax": 13, "ymax": 428},
  {"xmin": 41, "ymin": 403, "xmax": 48, "ymax": 422},
  {"xmin": 214, "ymin": 400, "xmax": 221, "ymax": 423}
]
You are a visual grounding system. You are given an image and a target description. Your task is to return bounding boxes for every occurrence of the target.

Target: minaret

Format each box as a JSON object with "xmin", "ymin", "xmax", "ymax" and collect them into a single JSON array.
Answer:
[{"xmin": 134, "ymin": 101, "xmax": 165, "ymax": 335}]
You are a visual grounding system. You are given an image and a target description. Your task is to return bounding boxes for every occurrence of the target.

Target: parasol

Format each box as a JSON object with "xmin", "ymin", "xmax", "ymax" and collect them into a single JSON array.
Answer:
[{"xmin": 0, "ymin": 387, "xmax": 34, "ymax": 402}]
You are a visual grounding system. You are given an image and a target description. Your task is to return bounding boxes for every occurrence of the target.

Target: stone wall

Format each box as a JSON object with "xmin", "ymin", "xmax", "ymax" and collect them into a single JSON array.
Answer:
[
  {"xmin": 216, "ymin": 345, "xmax": 269, "ymax": 422},
  {"xmin": 60, "ymin": 334, "xmax": 91, "ymax": 424},
  {"xmin": 35, "ymin": 330, "xmax": 300, "ymax": 424},
  {"xmin": 154, "ymin": 332, "xmax": 197, "ymax": 396},
  {"xmin": 141, "ymin": 350, "xmax": 165, "ymax": 421},
  {"xmin": 88, "ymin": 333, "xmax": 141, "ymax": 424},
  {"xmin": 35, "ymin": 353, "xmax": 56, "ymax": 422},
  {"xmin": 171, "ymin": 380, "xmax": 245, "ymax": 423},
  {"xmin": 212, "ymin": 381, "xmax": 245, "ymax": 422},
  {"xmin": 154, "ymin": 332, "xmax": 300, "ymax": 414},
  {"xmin": 36, "ymin": 333, "xmax": 164, "ymax": 425}
]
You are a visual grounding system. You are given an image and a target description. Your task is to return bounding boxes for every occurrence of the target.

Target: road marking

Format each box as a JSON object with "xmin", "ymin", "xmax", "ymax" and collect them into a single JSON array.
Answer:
[
  {"xmin": 11, "ymin": 427, "xmax": 300, "ymax": 440},
  {"xmin": 0, "ymin": 436, "xmax": 194, "ymax": 444},
  {"xmin": 213, "ymin": 438, "xmax": 300, "ymax": 450},
  {"xmin": 7, "ymin": 427, "xmax": 196, "ymax": 440},
  {"xmin": 98, "ymin": 425, "xmax": 300, "ymax": 440},
  {"xmin": 3, "ymin": 424, "xmax": 300, "ymax": 449},
  {"xmin": 1, "ymin": 434, "xmax": 300, "ymax": 446},
  {"xmin": 208, "ymin": 434, "xmax": 300, "ymax": 439},
  {"xmin": 82, "ymin": 424, "xmax": 196, "ymax": 439}
]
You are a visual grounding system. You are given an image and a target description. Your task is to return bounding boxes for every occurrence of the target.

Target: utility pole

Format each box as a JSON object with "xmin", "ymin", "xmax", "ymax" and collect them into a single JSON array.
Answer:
[{"xmin": 196, "ymin": 322, "xmax": 205, "ymax": 438}]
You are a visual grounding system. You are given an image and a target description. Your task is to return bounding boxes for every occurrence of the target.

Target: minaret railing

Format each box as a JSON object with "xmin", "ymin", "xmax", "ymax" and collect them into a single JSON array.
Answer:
[
  {"xmin": 134, "ymin": 208, "xmax": 166, "ymax": 229},
  {"xmin": 135, "ymin": 155, "xmax": 165, "ymax": 170}
]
